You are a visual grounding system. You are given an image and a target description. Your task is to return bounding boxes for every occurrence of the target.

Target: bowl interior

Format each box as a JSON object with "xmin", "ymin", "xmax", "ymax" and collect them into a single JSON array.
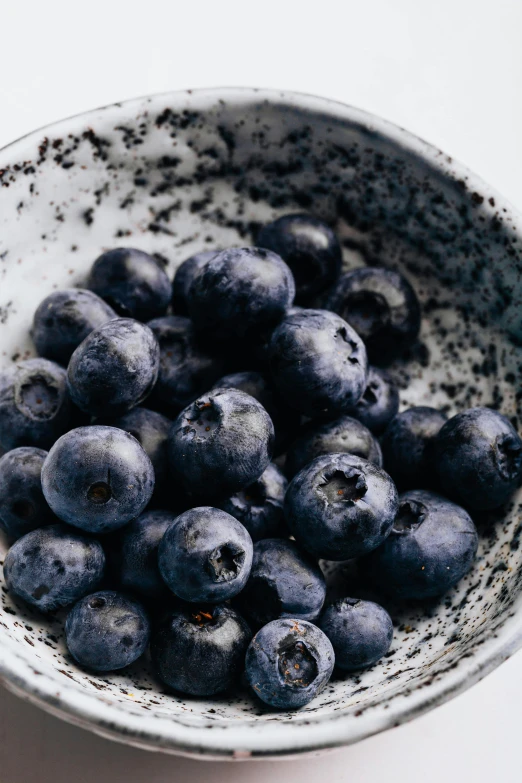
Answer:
[{"xmin": 1, "ymin": 89, "xmax": 522, "ymax": 757}]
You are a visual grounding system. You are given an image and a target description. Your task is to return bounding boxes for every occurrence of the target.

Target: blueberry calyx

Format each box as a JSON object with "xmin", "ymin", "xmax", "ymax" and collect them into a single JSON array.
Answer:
[
  {"xmin": 207, "ymin": 544, "xmax": 245, "ymax": 582},
  {"xmin": 342, "ymin": 290, "xmax": 391, "ymax": 342},
  {"xmin": 336, "ymin": 326, "xmax": 363, "ymax": 366},
  {"xmin": 393, "ymin": 499, "xmax": 425, "ymax": 533},
  {"xmin": 318, "ymin": 468, "xmax": 368, "ymax": 504},
  {"xmin": 278, "ymin": 639, "xmax": 318, "ymax": 687},
  {"xmin": 89, "ymin": 596, "xmax": 106, "ymax": 609},
  {"xmin": 87, "ymin": 481, "xmax": 112, "ymax": 505},
  {"xmin": 17, "ymin": 375, "xmax": 60, "ymax": 421},
  {"xmin": 191, "ymin": 609, "xmax": 215, "ymax": 627},
  {"xmin": 360, "ymin": 380, "xmax": 379, "ymax": 406},
  {"xmin": 183, "ymin": 399, "xmax": 219, "ymax": 438},
  {"xmin": 496, "ymin": 434, "xmax": 522, "ymax": 481}
]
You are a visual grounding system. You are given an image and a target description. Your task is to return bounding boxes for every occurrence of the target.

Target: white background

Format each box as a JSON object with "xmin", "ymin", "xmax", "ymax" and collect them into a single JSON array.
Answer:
[{"xmin": 1, "ymin": 0, "xmax": 522, "ymax": 780}]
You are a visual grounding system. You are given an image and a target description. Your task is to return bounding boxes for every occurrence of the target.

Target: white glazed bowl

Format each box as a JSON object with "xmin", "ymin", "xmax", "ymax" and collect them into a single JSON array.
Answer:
[{"xmin": 1, "ymin": 88, "xmax": 522, "ymax": 760}]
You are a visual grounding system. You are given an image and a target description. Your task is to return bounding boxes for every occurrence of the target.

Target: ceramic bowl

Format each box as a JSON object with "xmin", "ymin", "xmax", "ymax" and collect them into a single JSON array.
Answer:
[{"xmin": 1, "ymin": 87, "xmax": 522, "ymax": 760}]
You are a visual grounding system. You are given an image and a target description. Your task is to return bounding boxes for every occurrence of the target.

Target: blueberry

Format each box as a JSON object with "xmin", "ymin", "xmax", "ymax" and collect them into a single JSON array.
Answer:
[
  {"xmin": 147, "ymin": 316, "xmax": 226, "ymax": 414},
  {"xmin": 151, "ymin": 603, "xmax": 252, "ymax": 696},
  {"xmin": 217, "ymin": 463, "xmax": 288, "ymax": 542},
  {"xmin": 0, "ymin": 358, "xmax": 77, "ymax": 452},
  {"xmin": 168, "ymin": 388, "xmax": 274, "ymax": 498},
  {"xmin": 257, "ymin": 214, "xmax": 342, "ymax": 303},
  {"xmin": 158, "ymin": 507, "xmax": 253, "ymax": 603},
  {"xmin": 87, "ymin": 248, "xmax": 172, "ymax": 321},
  {"xmin": 0, "ymin": 447, "xmax": 55, "ymax": 540},
  {"xmin": 4, "ymin": 523, "xmax": 105, "ymax": 612},
  {"xmin": 365, "ymin": 490, "xmax": 478, "ymax": 600},
  {"xmin": 172, "ymin": 250, "xmax": 217, "ymax": 316},
  {"xmin": 240, "ymin": 539, "xmax": 326, "ymax": 626},
  {"xmin": 41, "ymin": 426, "xmax": 155, "ymax": 533},
  {"xmin": 285, "ymin": 453, "xmax": 398, "ymax": 560},
  {"xmin": 187, "ymin": 247, "xmax": 295, "ymax": 344},
  {"xmin": 268, "ymin": 309, "xmax": 368, "ymax": 418},
  {"xmin": 67, "ymin": 318, "xmax": 160, "ymax": 417},
  {"xmin": 327, "ymin": 267, "xmax": 421, "ymax": 363},
  {"xmin": 318, "ymin": 597, "xmax": 393, "ymax": 671},
  {"xmin": 65, "ymin": 591, "xmax": 150, "ymax": 671},
  {"xmin": 285, "ymin": 415, "xmax": 382, "ymax": 479},
  {"xmin": 32, "ymin": 289, "xmax": 116, "ymax": 366},
  {"xmin": 346, "ymin": 367, "xmax": 399, "ymax": 434},
  {"xmin": 381, "ymin": 407, "xmax": 447, "ymax": 490},
  {"xmin": 117, "ymin": 510, "xmax": 176, "ymax": 599},
  {"xmin": 99, "ymin": 407, "xmax": 171, "ymax": 497},
  {"xmin": 245, "ymin": 618, "xmax": 334, "ymax": 709},
  {"xmin": 435, "ymin": 407, "xmax": 522, "ymax": 510},
  {"xmin": 212, "ymin": 371, "xmax": 300, "ymax": 454}
]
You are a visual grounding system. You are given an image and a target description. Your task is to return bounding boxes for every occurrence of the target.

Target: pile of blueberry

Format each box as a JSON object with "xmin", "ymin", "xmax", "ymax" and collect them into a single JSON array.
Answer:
[{"xmin": 1, "ymin": 212, "xmax": 521, "ymax": 710}]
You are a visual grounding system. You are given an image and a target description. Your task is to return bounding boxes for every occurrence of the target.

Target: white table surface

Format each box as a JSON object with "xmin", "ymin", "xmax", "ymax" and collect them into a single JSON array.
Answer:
[{"xmin": 1, "ymin": 1, "xmax": 521, "ymax": 780}]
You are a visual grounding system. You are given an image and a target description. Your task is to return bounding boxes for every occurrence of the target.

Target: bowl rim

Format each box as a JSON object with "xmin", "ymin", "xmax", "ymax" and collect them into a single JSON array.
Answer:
[{"xmin": 1, "ymin": 86, "xmax": 522, "ymax": 759}]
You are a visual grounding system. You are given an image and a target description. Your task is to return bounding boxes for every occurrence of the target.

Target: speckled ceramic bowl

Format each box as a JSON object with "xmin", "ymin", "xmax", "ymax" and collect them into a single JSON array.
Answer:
[{"xmin": 1, "ymin": 88, "xmax": 522, "ymax": 760}]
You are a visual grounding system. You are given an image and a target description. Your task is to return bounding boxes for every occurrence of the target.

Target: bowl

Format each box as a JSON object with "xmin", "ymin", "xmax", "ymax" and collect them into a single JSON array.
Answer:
[{"xmin": 1, "ymin": 87, "xmax": 522, "ymax": 760}]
